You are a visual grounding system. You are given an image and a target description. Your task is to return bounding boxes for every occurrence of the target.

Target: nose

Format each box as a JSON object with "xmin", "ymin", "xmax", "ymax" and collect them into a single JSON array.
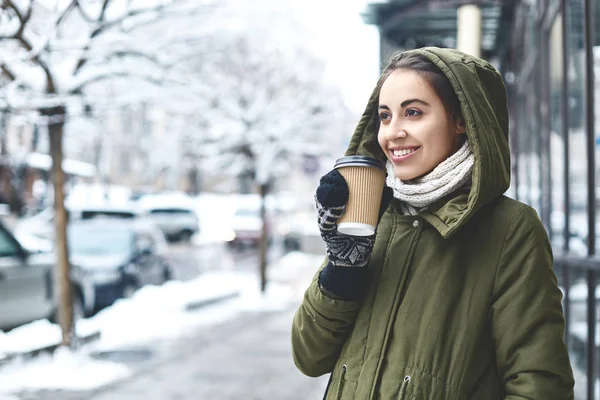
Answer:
[{"xmin": 384, "ymin": 124, "xmax": 408, "ymax": 141}]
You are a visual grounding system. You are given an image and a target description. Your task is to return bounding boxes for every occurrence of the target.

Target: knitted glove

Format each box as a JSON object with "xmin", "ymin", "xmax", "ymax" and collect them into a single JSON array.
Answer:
[{"xmin": 315, "ymin": 169, "xmax": 392, "ymax": 268}]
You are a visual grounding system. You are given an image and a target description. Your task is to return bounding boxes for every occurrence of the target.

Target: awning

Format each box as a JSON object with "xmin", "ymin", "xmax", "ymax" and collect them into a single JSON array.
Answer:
[{"xmin": 362, "ymin": 0, "xmax": 514, "ymax": 59}]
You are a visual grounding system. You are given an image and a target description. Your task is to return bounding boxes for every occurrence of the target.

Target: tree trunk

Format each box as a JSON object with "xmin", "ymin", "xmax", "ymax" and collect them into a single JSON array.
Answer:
[
  {"xmin": 0, "ymin": 110, "xmax": 9, "ymax": 204},
  {"xmin": 259, "ymin": 183, "xmax": 268, "ymax": 293},
  {"xmin": 46, "ymin": 106, "xmax": 74, "ymax": 347}
]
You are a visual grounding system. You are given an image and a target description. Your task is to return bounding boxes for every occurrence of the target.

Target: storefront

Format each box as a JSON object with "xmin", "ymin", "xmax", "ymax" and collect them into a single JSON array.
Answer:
[{"xmin": 365, "ymin": 0, "xmax": 599, "ymax": 398}]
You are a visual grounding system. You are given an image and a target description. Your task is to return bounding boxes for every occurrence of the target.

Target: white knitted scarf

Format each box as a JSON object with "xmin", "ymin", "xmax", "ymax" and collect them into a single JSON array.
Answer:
[{"xmin": 386, "ymin": 140, "xmax": 474, "ymax": 215}]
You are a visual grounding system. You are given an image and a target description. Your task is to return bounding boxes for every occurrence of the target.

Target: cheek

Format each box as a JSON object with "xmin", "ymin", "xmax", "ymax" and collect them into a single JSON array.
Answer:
[
  {"xmin": 424, "ymin": 132, "xmax": 455, "ymax": 160},
  {"xmin": 377, "ymin": 129, "xmax": 386, "ymax": 151}
]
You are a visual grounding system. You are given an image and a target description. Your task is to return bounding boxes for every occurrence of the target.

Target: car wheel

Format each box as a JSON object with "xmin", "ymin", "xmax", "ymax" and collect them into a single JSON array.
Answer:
[
  {"xmin": 162, "ymin": 265, "xmax": 172, "ymax": 283},
  {"xmin": 179, "ymin": 230, "xmax": 192, "ymax": 243}
]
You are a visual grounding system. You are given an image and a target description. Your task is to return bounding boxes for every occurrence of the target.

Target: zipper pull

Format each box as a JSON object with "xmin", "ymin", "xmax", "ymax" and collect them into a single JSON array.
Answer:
[{"xmin": 398, "ymin": 375, "xmax": 410, "ymax": 399}]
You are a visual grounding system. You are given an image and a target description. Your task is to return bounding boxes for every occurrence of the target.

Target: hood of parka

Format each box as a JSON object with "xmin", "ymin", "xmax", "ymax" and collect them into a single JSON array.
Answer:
[{"xmin": 345, "ymin": 47, "xmax": 510, "ymax": 238}]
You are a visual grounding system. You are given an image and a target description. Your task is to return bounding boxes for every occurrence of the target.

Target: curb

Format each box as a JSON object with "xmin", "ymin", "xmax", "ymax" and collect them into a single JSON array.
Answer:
[
  {"xmin": 184, "ymin": 291, "xmax": 240, "ymax": 312},
  {"xmin": 0, "ymin": 330, "xmax": 101, "ymax": 366}
]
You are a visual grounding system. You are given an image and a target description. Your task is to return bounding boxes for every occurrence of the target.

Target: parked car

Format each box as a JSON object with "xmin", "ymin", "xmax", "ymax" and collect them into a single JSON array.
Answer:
[
  {"xmin": 137, "ymin": 193, "xmax": 199, "ymax": 242},
  {"xmin": 226, "ymin": 204, "xmax": 281, "ymax": 250},
  {"xmin": 227, "ymin": 205, "xmax": 263, "ymax": 249},
  {"xmin": 68, "ymin": 219, "xmax": 172, "ymax": 312},
  {"xmin": 13, "ymin": 203, "xmax": 139, "ymax": 241},
  {"xmin": 0, "ymin": 220, "xmax": 56, "ymax": 331}
]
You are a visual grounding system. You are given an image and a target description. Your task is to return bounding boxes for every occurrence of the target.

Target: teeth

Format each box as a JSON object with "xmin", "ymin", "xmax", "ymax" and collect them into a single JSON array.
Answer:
[{"xmin": 393, "ymin": 148, "xmax": 417, "ymax": 157}]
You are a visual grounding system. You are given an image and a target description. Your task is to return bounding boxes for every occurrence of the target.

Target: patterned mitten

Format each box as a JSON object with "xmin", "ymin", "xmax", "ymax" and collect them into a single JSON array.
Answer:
[{"xmin": 315, "ymin": 169, "xmax": 392, "ymax": 268}]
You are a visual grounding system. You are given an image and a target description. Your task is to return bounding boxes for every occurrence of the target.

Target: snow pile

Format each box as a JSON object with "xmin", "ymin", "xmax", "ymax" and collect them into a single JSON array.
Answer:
[
  {"xmin": 80, "ymin": 271, "xmax": 246, "ymax": 349},
  {"xmin": 0, "ymin": 348, "xmax": 130, "ymax": 392},
  {"xmin": 0, "ymin": 319, "xmax": 95, "ymax": 358}
]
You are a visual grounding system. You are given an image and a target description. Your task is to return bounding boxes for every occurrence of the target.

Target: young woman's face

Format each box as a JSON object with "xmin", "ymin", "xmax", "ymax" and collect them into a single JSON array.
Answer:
[{"xmin": 377, "ymin": 69, "xmax": 461, "ymax": 181}]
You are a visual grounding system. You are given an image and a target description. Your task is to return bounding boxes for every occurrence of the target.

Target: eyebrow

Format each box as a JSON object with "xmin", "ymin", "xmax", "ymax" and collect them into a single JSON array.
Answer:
[{"xmin": 378, "ymin": 99, "xmax": 430, "ymax": 110}]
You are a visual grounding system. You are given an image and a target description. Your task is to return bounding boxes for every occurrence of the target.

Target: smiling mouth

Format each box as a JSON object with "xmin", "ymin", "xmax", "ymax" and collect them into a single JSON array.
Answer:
[
  {"xmin": 392, "ymin": 147, "xmax": 420, "ymax": 157},
  {"xmin": 391, "ymin": 147, "xmax": 420, "ymax": 159}
]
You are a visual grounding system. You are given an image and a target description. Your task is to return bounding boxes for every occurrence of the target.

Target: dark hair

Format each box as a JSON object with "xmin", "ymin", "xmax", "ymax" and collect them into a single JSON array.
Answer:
[{"xmin": 375, "ymin": 52, "xmax": 464, "ymax": 130}]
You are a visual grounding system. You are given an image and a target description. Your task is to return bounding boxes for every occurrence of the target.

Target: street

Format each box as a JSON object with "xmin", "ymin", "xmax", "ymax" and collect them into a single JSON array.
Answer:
[{"xmin": 9, "ymin": 241, "xmax": 329, "ymax": 400}]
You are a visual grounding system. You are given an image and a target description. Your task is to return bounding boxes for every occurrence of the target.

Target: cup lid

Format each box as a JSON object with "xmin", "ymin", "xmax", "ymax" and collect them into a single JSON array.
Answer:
[{"xmin": 334, "ymin": 155, "xmax": 385, "ymax": 170}]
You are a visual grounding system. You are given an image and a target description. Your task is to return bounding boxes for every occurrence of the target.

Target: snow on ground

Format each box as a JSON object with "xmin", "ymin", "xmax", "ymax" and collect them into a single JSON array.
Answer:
[
  {"xmin": 0, "ymin": 251, "xmax": 323, "ymax": 394},
  {"xmin": 0, "ymin": 348, "xmax": 131, "ymax": 392}
]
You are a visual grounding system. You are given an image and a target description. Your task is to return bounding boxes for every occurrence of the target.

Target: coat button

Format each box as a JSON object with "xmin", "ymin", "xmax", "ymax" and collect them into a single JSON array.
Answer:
[{"xmin": 413, "ymin": 220, "xmax": 420, "ymax": 228}]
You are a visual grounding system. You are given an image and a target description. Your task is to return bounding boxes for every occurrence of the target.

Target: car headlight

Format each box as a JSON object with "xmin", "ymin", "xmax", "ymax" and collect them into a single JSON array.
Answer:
[
  {"xmin": 224, "ymin": 229, "xmax": 236, "ymax": 242},
  {"xmin": 91, "ymin": 269, "xmax": 122, "ymax": 284}
]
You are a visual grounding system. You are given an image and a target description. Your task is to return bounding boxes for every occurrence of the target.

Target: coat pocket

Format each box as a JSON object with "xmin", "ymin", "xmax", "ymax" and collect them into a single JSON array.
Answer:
[{"xmin": 397, "ymin": 375, "xmax": 411, "ymax": 400}]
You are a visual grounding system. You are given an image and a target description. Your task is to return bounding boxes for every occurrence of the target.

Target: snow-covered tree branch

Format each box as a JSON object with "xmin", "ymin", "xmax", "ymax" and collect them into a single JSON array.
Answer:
[
  {"xmin": 0, "ymin": 0, "xmax": 225, "ymax": 347},
  {"xmin": 194, "ymin": 34, "xmax": 347, "ymax": 187}
]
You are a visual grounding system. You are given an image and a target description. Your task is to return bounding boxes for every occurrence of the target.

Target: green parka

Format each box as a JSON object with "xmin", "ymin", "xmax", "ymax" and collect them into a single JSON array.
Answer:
[{"xmin": 291, "ymin": 47, "xmax": 574, "ymax": 399}]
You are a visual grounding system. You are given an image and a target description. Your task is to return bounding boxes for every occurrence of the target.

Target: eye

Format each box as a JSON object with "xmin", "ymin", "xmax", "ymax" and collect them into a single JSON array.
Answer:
[
  {"xmin": 405, "ymin": 108, "xmax": 421, "ymax": 117},
  {"xmin": 378, "ymin": 112, "xmax": 391, "ymax": 122}
]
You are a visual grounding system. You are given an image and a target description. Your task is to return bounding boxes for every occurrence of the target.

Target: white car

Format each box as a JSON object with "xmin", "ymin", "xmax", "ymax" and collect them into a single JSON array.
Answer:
[
  {"xmin": 142, "ymin": 207, "xmax": 199, "ymax": 242},
  {"xmin": 14, "ymin": 203, "xmax": 139, "ymax": 241},
  {"xmin": 137, "ymin": 193, "xmax": 200, "ymax": 242}
]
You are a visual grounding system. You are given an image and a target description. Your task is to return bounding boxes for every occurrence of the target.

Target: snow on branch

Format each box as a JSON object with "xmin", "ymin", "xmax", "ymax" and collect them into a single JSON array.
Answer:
[{"xmin": 189, "ymin": 30, "xmax": 347, "ymax": 186}]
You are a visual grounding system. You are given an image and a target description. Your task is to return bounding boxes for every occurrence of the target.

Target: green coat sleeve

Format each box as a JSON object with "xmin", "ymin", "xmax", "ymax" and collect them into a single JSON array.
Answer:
[
  {"xmin": 291, "ymin": 258, "xmax": 362, "ymax": 377},
  {"xmin": 491, "ymin": 205, "xmax": 575, "ymax": 399}
]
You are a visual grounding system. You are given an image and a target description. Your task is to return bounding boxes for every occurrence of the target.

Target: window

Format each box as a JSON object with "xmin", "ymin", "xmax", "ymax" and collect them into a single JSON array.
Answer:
[
  {"xmin": 68, "ymin": 225, "xmax": 134, "ymax": 256},
  {"xmin": 80, "ymin": 210, "xmax": 136, "ymax": 220},
  {"xmin": 148, "ymin": 208, "xmax": 193, "ymax": 216}
]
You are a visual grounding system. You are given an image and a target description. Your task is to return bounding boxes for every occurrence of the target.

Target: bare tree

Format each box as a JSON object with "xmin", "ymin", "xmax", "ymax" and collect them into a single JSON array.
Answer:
[{"xmin": 0, "ymin": 0, "xmax": 217, "ymax": 346}]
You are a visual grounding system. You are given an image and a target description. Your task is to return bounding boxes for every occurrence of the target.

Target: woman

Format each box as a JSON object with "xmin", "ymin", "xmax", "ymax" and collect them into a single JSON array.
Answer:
[{"xmin": 291, "ymin": 47, "xmax": 574, "ymax": 399}]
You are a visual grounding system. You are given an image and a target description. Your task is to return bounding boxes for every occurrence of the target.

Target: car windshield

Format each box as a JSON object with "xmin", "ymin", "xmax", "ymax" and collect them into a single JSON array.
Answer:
[
  {"xmin": 148, "ymin": 208, "xmax": 193, "ymax": 215},
  {"xmin": 68, "ymin": 225, "xmax": 133, "ymax": 256},
  {"xmin": 80, "ymin": 210, "xmax": 136, "ymax": 219}
]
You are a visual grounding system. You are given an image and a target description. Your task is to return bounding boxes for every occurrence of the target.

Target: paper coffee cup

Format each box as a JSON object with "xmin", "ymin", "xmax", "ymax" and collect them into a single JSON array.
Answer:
[{"xmin": 333, "ymin": 156, "xmax": 386, "ymax": 236}]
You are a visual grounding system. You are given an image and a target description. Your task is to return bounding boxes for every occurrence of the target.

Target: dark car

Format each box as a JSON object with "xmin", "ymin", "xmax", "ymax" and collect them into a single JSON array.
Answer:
[{"xmin": 68, "ymin": 219, "xmax": 172, "ymax": 312}]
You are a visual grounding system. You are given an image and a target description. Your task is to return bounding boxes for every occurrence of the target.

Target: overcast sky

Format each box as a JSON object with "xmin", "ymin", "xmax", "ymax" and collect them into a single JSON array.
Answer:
[{"xmin": 291, "ymin": 0, "xmax": 380, "ymax": 115}]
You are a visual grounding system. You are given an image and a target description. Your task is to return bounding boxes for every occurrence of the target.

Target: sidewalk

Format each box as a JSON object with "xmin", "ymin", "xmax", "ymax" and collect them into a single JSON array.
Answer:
[
  {"xmin": 19, "ymin": 307, "xmax": 329, "ymax": 400},
  {"xmin": 91, "ymin": 308, "xmax": 328, "ymax": 400},
  {"xmin": 3, "ymin": 250, "xmax": 330, "ymax": 399}
]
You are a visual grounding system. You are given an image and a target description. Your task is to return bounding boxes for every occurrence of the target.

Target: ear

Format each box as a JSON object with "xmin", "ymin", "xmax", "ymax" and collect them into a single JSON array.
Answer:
[{"xmin": 453, "ymin": 119, "xmax": 466, "ymax": 136}]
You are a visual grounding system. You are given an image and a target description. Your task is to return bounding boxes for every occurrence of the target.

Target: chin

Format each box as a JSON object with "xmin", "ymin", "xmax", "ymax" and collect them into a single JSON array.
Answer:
[
  {"xmin": 396, "ymin": 171, "xmax": 422, "ymax": 181},
  {"xmin": 393, "ymin": 168, "xmax": 420, "ymax": 181}
]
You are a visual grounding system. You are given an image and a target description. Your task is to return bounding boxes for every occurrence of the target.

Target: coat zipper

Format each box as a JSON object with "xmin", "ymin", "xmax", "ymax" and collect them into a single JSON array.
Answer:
[
  {"xmin": 397, "ymin": 376, "xmax": 411, "ymax": 400},
  {"xmin": 335, "ymin": 364, "xmax": 347, "ymax": 400}
]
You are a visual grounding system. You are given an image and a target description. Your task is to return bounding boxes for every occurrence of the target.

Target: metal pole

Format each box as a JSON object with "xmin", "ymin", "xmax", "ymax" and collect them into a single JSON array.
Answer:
[
  {"xmin": 583, "ymin": 0, "xmax": 596, "ymax": 257},
  {"xmin": 541, "ymin": 24, "xmax": 553, "ymax": 236},
  {"xmin": 583, "ymin": 0, "xmax": 596, "ymax": 396},
  {"xmin": 456, "ymin": 3, "xmax": 482, "ymax": 58},
  {"xmin": 535, "ymin": 53, "xmax": 544, "ymax": 214},
  {"xmin": 560, "ymin": 0, "xmax": 571, "ymax": 345}
]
